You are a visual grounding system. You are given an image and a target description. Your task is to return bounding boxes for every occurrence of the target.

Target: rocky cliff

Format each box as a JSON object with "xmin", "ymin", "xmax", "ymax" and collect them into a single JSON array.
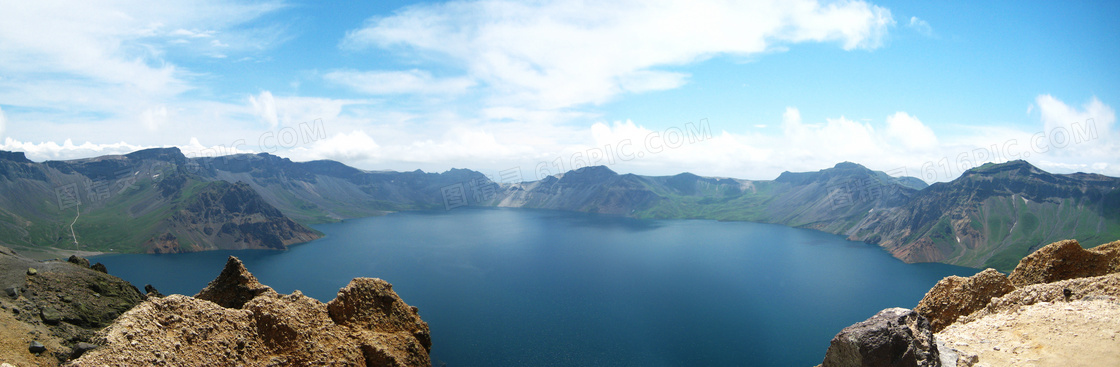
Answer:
[
  {"xmin": 848, "ymin": 161, "xmax": 1120, "ymax": 270},
  {"xmin": 145, "ymin": 181, "xmax": 321, "ymax": 253},
  {"xmin": 495, "ymin": 166, "xmax": 662, "ymax": 214},
  {"xmin": 0, "ymin": 148, "xmax": 323, "ymax": 255},
  {"xmin": 67, "ymin": 257, "xmax": 431, "ymax": 366},
  {"xmin": 489, "ymin": 160, "xmax": 1119, "ymax": 272},
  {"xmin": 4, "ymin": 147, "xmax": 1118, "ymax": 270},
  {"xmin": 819, "ymin": 238, "xmax": 1120, "ymax": 366},
  {"xmin": 0, "ymin": 148, "xmax": 484, "ymax": 255}
]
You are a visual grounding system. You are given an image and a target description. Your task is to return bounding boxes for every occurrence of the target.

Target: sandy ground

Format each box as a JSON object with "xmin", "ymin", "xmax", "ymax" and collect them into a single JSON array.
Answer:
[
  {"xmin": 0, "ymin": 301, "xmax": 64, "ymax": 367},
  {"xmin": 937, "ymin": 298, "xmax": 1120, "ymax": 367}
]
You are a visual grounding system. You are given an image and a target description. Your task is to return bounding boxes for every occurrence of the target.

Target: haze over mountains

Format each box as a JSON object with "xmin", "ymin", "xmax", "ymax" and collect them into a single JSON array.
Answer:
[{"xmin": 0, "ymin": 148, "xmax": 1116, "ymax": 271}]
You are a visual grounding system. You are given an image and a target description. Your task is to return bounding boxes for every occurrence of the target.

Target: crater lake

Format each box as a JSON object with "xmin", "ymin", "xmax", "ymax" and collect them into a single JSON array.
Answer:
[{"xmin": 92, "ymin": 207, "xmax": 977, "ymax": 366}]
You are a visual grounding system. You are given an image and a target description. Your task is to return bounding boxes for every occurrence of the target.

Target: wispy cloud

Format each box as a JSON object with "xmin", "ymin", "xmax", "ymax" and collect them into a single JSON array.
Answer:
[
  {"xmin": 0, "ymin": 107, "xmax": 7, "ymax": 138},
  {"xmin": 907, "ymin": 16, "xmax": 934, "ymax": 37},
  {"xmin": 342, "ymin": 0, "xmax": 894, "ymax": 109},
  {"xmin": 0, "ymin": 0, "xmax": 287, "ymax": 133},
  {"xmin": 324, "ymin": 69, "xmax": 476, "ymax": 95},
  {"xmin": 1, "ymin": 1, "xmax": 1112, "ymax": 183},
  {"xmin": 249, "ymin": 91, "xmax": 368, "ymax": 130}
]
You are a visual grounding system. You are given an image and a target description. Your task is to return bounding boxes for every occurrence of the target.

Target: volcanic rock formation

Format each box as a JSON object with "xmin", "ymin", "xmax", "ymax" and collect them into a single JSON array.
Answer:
[
  {"xmin": 67, "ymin": 256, "xmax": 431, "ymax": 366},
  {"xmin": 821, "ymin": 238, "xmax": 1120, "ymax": 367}
]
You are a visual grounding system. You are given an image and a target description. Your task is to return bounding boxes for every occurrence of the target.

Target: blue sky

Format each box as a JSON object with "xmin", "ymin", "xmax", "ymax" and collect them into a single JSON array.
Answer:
[{"xmin": 0, "ymin": 0, "xmax": 1116, "ymax": 181}]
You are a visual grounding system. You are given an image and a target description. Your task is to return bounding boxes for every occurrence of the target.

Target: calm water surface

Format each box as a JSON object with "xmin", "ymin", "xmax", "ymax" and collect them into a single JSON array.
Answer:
[{"xmin": 93, "ymin": 207, "xmax": 977, "ymax": 366}]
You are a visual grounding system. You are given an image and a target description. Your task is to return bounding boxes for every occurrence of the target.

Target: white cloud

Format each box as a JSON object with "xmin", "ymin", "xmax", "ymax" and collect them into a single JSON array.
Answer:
[
  {"xmin": 301, "ymin": 130, "xmax": 382, "ymax": 162},
  {"xmin": 886, "ymin": 112, "xmax": 937, "ymax": 149},
  {"xmin": 1029, "ymin": 95, "xmax": 1117, "ymax": 171},
  {"xmin": 1036, "ymin": 94, "xmax": 1115, "ymax": 139},
  {"xmin": 323, "ymin": 69, "xmax": 475, "ymax": 95},
  {"xmin": 0, "ymin": 0, "xmax": 286, "ymax": 138},
  {"xmin": 0, "ymin": 1, "xmax": 282, "ymax": 94},
  {"xmin": 170, "ymin": 29, "xmax": 215, "ymax": 38},
  {"xmin": 5, "ymin": 95, "xmax": 1116, "ymax": 182},
  {"xmin": 250, "ymin": 91, "xmax": 280, "ymax": 128},
  {"xmin": 247, "ymin": 91, "xmax": 366, "ymax": 131},
  {"xmin": 140, "ymin": 105, "xmax": 170, "ymax": 131},
  {"xmin": 179, "ymin": 137, "xmax": 256, "ymax": 158},
  {"xmin": 342, "ymin": 0, "xmax": 894, "ymax": 109},
  {"xmin": 0, "ymin": 138, "xmax": 153, "ymax": 161},
  {"xmin": 907, "ymin": 16, "xmax": 933, "ymax": 36}
]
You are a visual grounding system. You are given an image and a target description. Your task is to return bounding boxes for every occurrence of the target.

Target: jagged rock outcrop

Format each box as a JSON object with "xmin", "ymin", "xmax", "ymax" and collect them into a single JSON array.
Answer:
[
  {"xmin": 66, "ymin": 255, "xmax": 91, "ymax": 269},
  {"xmin": 824, "ymin": 238, "xmax": 1120, "ymax": 366},
  {"xmin": 1008, "ymin": 239, "xmax": 1120, "ymax": 287},
  {"xmin": 911, "ymin": 239, "xmax": 1120, "ymax": 334},
  {"xmin": 957, "ymin": 272, "xmax": 1120, "ymax": 324},
  {"xmin": 69, "ymin": 256, "xmax": 431, "ymax": 366},
  {"xmin": 328, "ymin": 278, "xmax": 433, "ymax": 366},
  {"xmin": 143, "ymin": 284, "xmax": 163, "ymax": 299},
  {"xmin": 913, "ymin": 269, "xmax": 1015, "ymax": 332},
  {"xmin": 821, "ymin": 308, "xmax": 939, "ymax": 367},
  {"xmin": 194, "ymin": 256, "xmax": 277, "ymax": 308}
]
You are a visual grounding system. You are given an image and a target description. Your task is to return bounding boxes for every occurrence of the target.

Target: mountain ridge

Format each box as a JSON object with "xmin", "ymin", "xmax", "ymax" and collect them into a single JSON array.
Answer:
[{"xmin": 1, "ymin": 149, "xmax": 1116, "ymax": 270}]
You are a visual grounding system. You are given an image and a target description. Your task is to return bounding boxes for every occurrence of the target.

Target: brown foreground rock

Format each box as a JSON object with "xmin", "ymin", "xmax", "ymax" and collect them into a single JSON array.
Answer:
[
  {"xmin": 68, "ymin": 256, "xmax": 431, "ymax": 367},
  {"xmin": 937, "ymin": 281, "xmax": 1120, "ymax": 366},
  {"xmin": 821, "ymin": 308, "xmax": 939, "ymax": 367},
  {"xmin": 194, "ymin": 256, "xmax": 277, "ymax": 308},
  {"xmin": 913, "ymin": 269, "xmax": 1015, "ymax": 333},
  {"xmin": 957, "ymin": 272, "xmax": 1120, "ymax": 324},
  {"xmin": 822, "ymin": 238, "xmax": 1120, "ymax": 366},
  {"xmin": 1008, "ymin": 239, "xmax": 1120, "ymax": 287}
]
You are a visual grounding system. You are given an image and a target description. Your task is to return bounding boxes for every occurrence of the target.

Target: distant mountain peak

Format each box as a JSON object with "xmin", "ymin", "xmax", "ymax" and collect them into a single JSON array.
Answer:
[
  {"xmin": 833, "ymin": 161, "xmax": 868, "ymax": 170},
  {"xmin": 672, "ymin": 172, "xmax": 701, "ymax": 180},
  {"xmin": 125, "ymin": 147, "xmax": 187, "ymax": 162},
  {"xmin": 571, "ymin": 165, "xmax": 617, "ymax": 175},
  {"xmin": 775, "ymin": 162, "xmax": 874, "ymax": 185},
  {"xmin": 0, "ymin": 150, "xmax": 32, "ymax": 163},
  {"xmin": 963, "ymin": 160, "xmax": 1045, "ymax": 178}
]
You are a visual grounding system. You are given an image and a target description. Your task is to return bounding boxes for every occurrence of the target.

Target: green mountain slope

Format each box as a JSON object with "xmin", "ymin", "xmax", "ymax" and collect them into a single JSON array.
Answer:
[
  {"xmin": 2, "ymin": 147, "xmax": 1116, "ymax": 270},
  {"xmin": 198, "ymin": 153, "xmax": 494, "ymax": 223},
  {"xmin": 487, "ymin": 161, "xmax": 1118, "ymax": 271},
  {"xmin": 848, "ymin": 160, "xmax": 1120, "ymax": 270},
  {"xmin": 0, "ymin": 149, "xmax": 321, "ymax": 254}
]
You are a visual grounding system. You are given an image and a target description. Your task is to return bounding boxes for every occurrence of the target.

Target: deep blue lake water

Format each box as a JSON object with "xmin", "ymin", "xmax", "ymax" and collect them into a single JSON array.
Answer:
[{"xmin": 93, "ymin": 207, "xmax": 977, "ymax": 366}]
